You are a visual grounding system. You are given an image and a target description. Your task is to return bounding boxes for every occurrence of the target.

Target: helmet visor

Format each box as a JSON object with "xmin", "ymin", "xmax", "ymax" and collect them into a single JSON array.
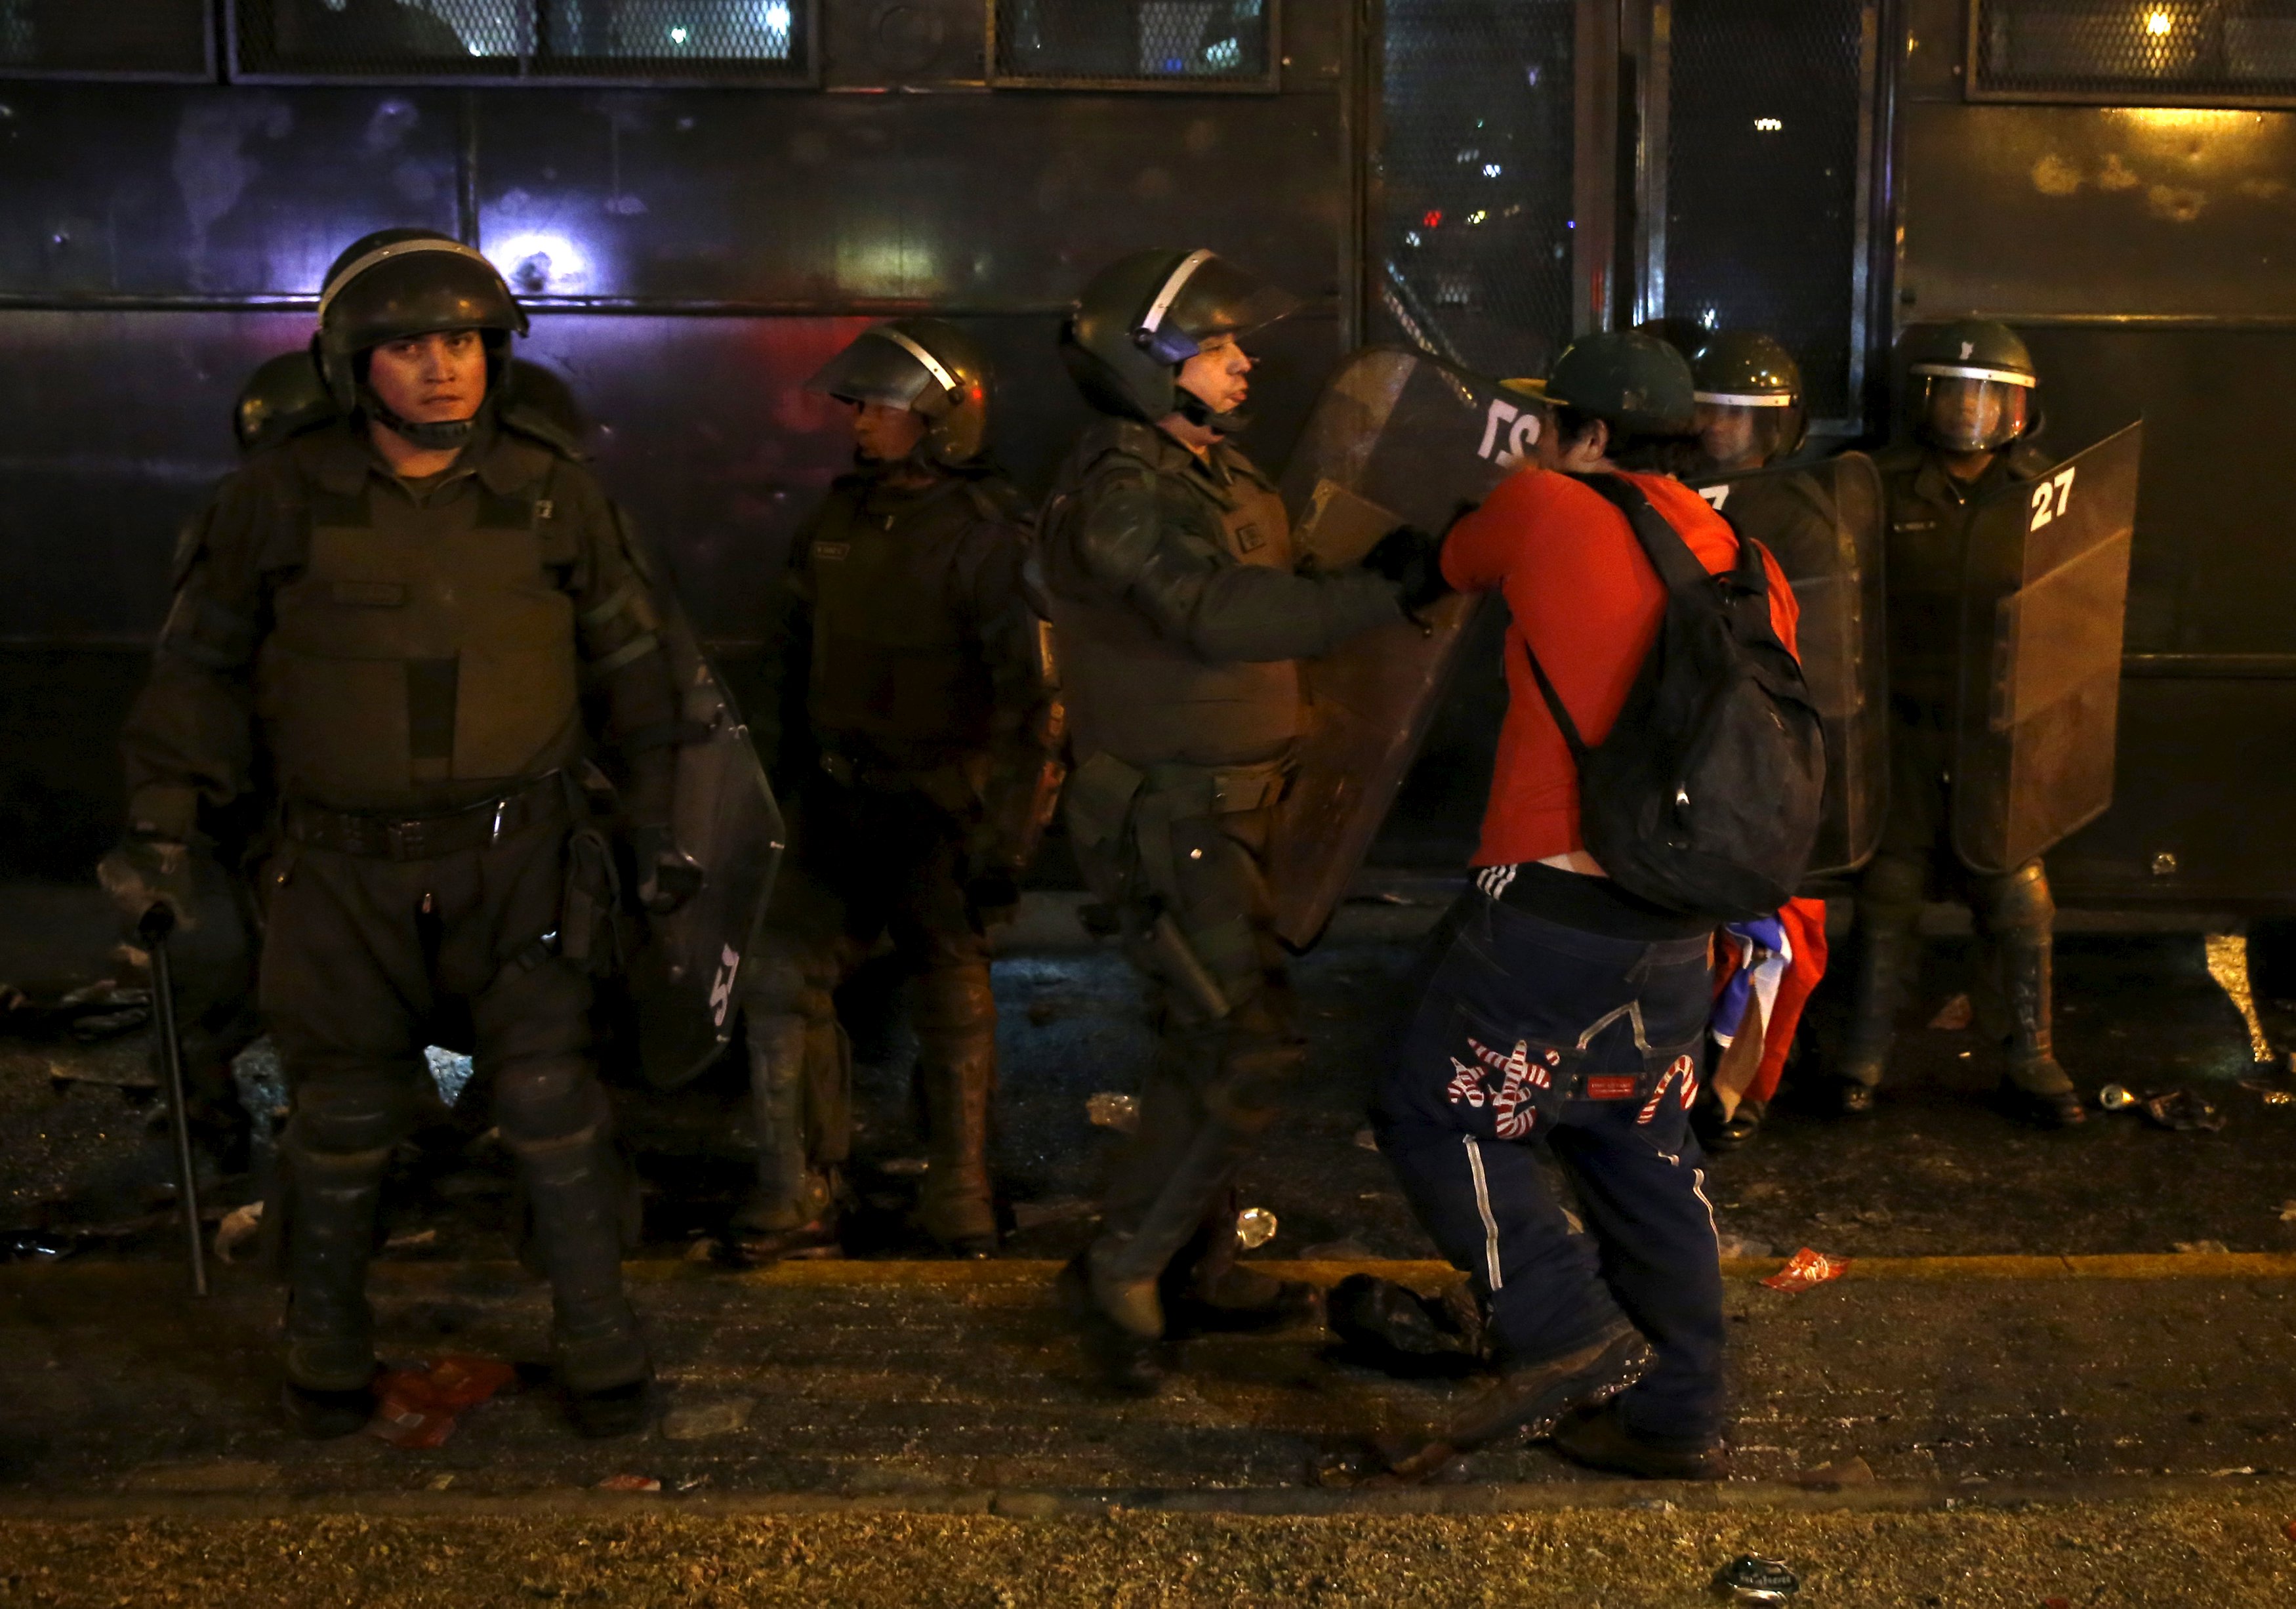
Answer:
[
  {"xmin": 1916, "ymin": 374, "xmax": 2029, "ymax": 453},
  {"xmin": 804, "ymin": 328, "xmax": 957, "ymax": 415},
  {"xmin": 1140, "ymin": 253, "xmax": 1300, "ymax": 360}
]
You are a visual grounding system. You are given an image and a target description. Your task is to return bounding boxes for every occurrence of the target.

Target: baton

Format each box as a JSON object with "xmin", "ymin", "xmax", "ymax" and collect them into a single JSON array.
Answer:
[{"xmin": 138, "ymin": 904, "xmax": 210, "ymax": 1297}]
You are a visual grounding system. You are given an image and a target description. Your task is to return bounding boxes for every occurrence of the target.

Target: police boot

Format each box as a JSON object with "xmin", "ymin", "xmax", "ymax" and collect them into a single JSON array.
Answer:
[
  {"xmin": 276, "ymin": 1128, "xmax": 389, "ymax": 1438},
  {"xmin": 914, "ymin": 1041, "xmax": 999, "ymax": 1257},
  {"xmin": 1977, "ymin": 862, "xmax": 2083, "ymax": 1130},
  {"xmin": 509, "ymin": 1125, "xmax": 652, "ymax": 1437},
  {"xmin": 1836, "ymin": 858, "xmax": 1925, "ymax": 1114},
  {"xmin": 1082, "ymin": 1115, "xmax": 1258, "ymax": 1350},
  {"xmin": 732, "ymin": 1010, "xmax": 840, "ymax": 1261},
  {"xmin": 1160, "ymin": 1193, "xmax": 1321, "ymax": 1337}
]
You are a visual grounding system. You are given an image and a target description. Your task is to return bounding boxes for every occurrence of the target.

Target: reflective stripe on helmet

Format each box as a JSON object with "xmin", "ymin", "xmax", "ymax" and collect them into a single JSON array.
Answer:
[
  {"xmin": 1692, "ymin": 390, "xmax": 1799, "ymax": 407},
  {"xmin": 1137, "ymin": 248, "xmax": 1216, "ymax": 339},
  {"xmin": 869, "ymin": 324, "xmax": 962, "ymax": 400},
  {"xmin": 317, "ymin": 238, "xmax": 511, "ymax": 325},
  {"xmin": 1908, "ymin": 362, "xmax": 2036, "ymax": 387}
]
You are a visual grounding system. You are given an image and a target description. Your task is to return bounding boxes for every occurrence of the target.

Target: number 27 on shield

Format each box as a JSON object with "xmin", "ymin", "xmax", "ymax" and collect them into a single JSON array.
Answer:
[{"xmin": 2028, "ymin": 465, "xmax": 2076, "ymax": 532}]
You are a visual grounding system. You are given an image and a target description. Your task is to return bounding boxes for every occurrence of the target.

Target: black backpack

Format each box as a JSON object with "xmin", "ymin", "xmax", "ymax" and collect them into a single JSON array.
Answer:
[{"xmin": 1518, "ymin": 473, "xmax": 1824, "ymax": 921}]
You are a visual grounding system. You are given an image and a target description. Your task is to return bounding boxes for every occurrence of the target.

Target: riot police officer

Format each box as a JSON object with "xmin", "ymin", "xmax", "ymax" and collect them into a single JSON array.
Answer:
[
  {"xmin": 735, "ymin": 319, "xmax": 1061, "ymax": 1261},
  {"xmin": 1040, "ymin": 248, "xmax": 1435, "ymax": 1391},
  {"xmin": 1838, "ymin": 319, "xmax": 2081, "ymax": 1128},
  {"xmin": 104, "ymin": 229, "xmax": 694, "ymax": 1438}
]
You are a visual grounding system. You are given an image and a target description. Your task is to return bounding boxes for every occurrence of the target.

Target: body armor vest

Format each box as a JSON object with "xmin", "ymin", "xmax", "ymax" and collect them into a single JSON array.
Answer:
[
  {"xmin": 1879, "ymin": 444, "xmax": 2042, "ymax": 711},
  {"xmin": 1048, "ymin": 434, "xmax": 1303, "ymax": 770},
  {"xmin": 804, "ymin": 475, "xmax": 1000, "ymax": 768},
  {"xmin": 256, "ymin": 472, "xmax": 580, "ymax": 812}
]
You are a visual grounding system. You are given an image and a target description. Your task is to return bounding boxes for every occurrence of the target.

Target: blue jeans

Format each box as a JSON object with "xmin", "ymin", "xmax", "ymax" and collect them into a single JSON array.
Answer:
[{"xmin": 1373, "ymin": 890, "xmax": 1727, "ymax": 1447}]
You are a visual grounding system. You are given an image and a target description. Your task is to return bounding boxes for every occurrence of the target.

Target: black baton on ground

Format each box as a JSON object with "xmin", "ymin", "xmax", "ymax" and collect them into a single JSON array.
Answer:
[{"xmin": 138, "ymin": 904, "xmax": 209, "ymax": 1297}]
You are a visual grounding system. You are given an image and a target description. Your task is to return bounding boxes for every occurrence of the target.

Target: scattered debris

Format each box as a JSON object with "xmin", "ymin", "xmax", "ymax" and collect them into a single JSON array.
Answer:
[
  {"xmin": 2174, "ymin": 1240, "xmax": 2231, "ymax": 1256},
  {"xmin": 367, "ymin": 1356, "xmax": 518, "ymax": 1450},
  {"xmin": 2097, "ymin": 1083, "xmax": 2138, "ymax": 1112},
  {"xmin": 1712, "ymin": 1554, "xmax": 1799, "ymax": 1603},
  {"xmin": 673, "ymin": 1474, "xmax": 712, "ymax": 1494},
  {"xmin": 46, "ymin": 1055, "xmax": 158, "ymax": 1092},
  {"xmin": 1086, "ymin": 1092, "xmax": 1138, "ymax": 1132},
  {"xmin": 382, "ymin": 1228, "xmax": 439, "ymax": 1253},
  {"xmin": 1327, "ymin": 1273, "xmax": 1485, "ymax": 1378},
  {"xmin": 660, "ymin": 1397, "xmax": 754, "ymax": 1441},
  {"xmin": 2279, "ymin": 1201, "xmax": 2296, "ymax": 1224},
  {"xmin": 595, "ymin": 1473, "xmax": 662, "ymax": 1493},
  {"xmin": 1716, "ymin": 1233, "xmax": 1776, "ymax": 1261},
  {"xmin": 2141, "ymin": 1089, "xmax": 2226, "ymax": 1133},
  {"xmin": 427, "ymin": 1473, "xmax": 457, "ymax": 1492},
  {"xmin": 1761, "ymin": 1248, "xmax": 1851, "ymax": 1293},
  {"xmin": 682, "ymin": 1236, "xmax": 720, "ymax": 1263},
  {"xmin": 1008, "ymin": 1196, "xmax": 1094, "ymax": 1231},
  {"xmin": 213, "ymin": 1202, "xmax": 264, "ymax": 1264},
  {"xmin": 1353, "ymin": 1127, "xmax": 1380, "ymax": 1152},
  {"xmin": 1235, "ymin": 1205, "xmax": 1279, "ymax": 1249},
  {"xmin": 1927, "ymin": 993, "xmax": 1973, "ymax": 1031},
  {"xmin": 1793, "ymin": 1455, "xmax": 1875, "ymax": 1488},
  {"xmin": 1, "ymin": 1231, "xmax": 81, "ymax": 1263},
  {"xmin": 878, "ymin": 1156, "xmax": 928, "ymax": 1178}
]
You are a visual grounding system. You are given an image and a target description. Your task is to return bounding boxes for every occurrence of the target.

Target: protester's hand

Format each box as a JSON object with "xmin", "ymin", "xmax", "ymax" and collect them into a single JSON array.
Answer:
[
  {"xmin": 1361, "ymin": 524, "xmax": 1453, "ymax": 615},
  {"xmin": 632, "ymin": 825, "xmax": 704, "ymax": 915},
  {"xmin": 98, "ymin": 837, "xmax": 194, "ymax": 930}
]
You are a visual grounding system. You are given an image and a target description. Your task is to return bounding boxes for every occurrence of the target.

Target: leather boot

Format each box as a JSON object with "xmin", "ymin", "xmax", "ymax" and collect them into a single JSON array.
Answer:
[
  {"xmin": 508, "ymin": 1124, "xmax": 651, "ymax": 1436},
  {"xmin": 915, "ymin": 1042, "xmax": 998, "ymax": 1256},
  {"xmin": 277, "ymin": 1128, "xmax": 390, "ymax": 1437},
  {"xmin": 1087, "ymin": 1114, "xmax": 1259, "ymax": 1342},
  {"xmin": 1836, "ymin": 922, "xmax": 1920, "ymax": 1115},
  {"xmin": 1993, "ymin": 925, "xmax": 2084, "ymax": 1129},
  {"xmin": 733, "ymin": 1009, "xmax": 840, "ymax": 1260}
]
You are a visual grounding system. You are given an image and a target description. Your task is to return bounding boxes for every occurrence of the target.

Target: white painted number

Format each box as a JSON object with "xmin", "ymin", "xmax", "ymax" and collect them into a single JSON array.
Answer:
[
  {"xmin": 1476, "ymin": 397, "xmax": 1540, "ymax": 469},
  {"xmin": 2028, "ymin": 465, "xmax": 2076, "ymax": 531},
  {"xmin": 1698, "ymin": 484, "xmax": 1731, "ymax": 511},
  {"xmin": 708, "ymin": 944, "xmax": 740, "ymax": 1028}
]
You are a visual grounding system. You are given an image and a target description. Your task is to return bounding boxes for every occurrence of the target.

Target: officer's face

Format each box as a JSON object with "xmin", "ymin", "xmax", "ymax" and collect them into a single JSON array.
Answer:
[
  {"xmin": 851, "ymin": 400, "xmax": 928, "ymax": 462},
  {"xmin": 367, "ymin": 329, "xmax": 487, "ymax": 425},
  {"xmin": 1924, "ymin": 377, "xmax": 2028, "ymax": 452},
  {"xmin": 1177, "ymin": 333, "xmax": 1252, "ymax": 418},
  {"xmin": 1696, "ymin": 404, "xmax": 1762, "ymax": 471}
]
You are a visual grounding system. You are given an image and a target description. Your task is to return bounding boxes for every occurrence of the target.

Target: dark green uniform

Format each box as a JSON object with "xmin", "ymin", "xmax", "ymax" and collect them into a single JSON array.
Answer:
[
  {"xmin": 1042, "ymin": 417, "xmax": 1402, "ymax": 1332},
  {"xmin": 738, "ymin": 464, "xmax": 1058, "ymax": 1252},
  {"xmin": 1841, "ymin": 439, "xmax": 2073, "ymax": 1105},
  {"xmin": 119, "ymin": 407, "xmax": 680, "ymax": 1401}
]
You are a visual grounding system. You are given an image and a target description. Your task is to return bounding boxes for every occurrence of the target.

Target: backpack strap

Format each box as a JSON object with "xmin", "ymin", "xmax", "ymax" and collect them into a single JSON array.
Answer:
[{"xmin": 1570, "ymin": 472, "xmax": 1721, "ymax": 595}]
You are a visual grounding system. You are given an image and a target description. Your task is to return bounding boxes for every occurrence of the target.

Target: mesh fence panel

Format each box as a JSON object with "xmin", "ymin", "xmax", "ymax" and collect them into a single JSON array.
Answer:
[
  {"xmin": 1374, "ymin": 0, "xmax": 1577, "ymax": 381},
  {"xmin": 234, "ymin": 0, "xmax": 804, "ymax": 78},
  {"xmin": 1661, "ymin": 0, "xmax": 1867, "ymax": 421},
  {"xmin": 1975, "ymin": 1, "xmax": 2296, "ymax": 97},
  {"xmin": 993, "ymin": 0, "xmax": 1273, "ymax": 85},
  {"xmin": 0, "ymin": 0, "xmax": 211, "ymax": 74}
]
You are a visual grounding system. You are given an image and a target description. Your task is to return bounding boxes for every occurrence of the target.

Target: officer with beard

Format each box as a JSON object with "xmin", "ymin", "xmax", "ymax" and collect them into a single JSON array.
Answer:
[
  {"xmin": 1835, "ymin": 320, "xmax": 2081, "ymax": 1129},
  {"xmin": 1039, "ymin": 249, "xmax": 1439, "ymax": 1392},
  {"xmin": 104, "ymin": 229, "xmax": 694, "ymax": 1438},
  {"xmin": 734, "ymin": 320, "xmax": 1062, "ymax": 1260}
]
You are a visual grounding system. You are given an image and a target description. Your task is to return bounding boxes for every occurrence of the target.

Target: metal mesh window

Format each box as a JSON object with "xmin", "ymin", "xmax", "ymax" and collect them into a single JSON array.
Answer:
[
  {"xmin": 991, "ymin": 0, "xmax": 1277, "ymax": 89},
  {"xmin": 1972, "ymin": 1, "xmax": 2296, "ymax": 102},
  {"xmin": 231, "ymin": 0, "xmax": 808, "ymax": 81},
  {"xmin": 1658, "ymin": 0, "xmax": 1871, "ymax": 423},
  {"xmin": 1374, "ymin": 0, "xmax": 1578, "ymax": 381},
  {"xmin": 0, "ymin": 0, "xmax": 213, "ymax": 77}
]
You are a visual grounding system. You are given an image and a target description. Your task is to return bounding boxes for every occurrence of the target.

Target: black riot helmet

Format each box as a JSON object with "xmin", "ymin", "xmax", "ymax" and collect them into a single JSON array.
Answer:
[
  {"xmin": 1900, "ymin": 318, "xmax": 2037, "ymax": 454},
  {"xmin": 1060, "ymin": 248, "xmax": 1300, "ymax": 431},
  {"xmin": 314, "ymin": 227, "xmax": 527, "ymax": 449},
  {"xmin": 1691, "ymin": 331, "xmax": 1807, "ymax": 468},
  {"xmin": 805, "ymin": 318, "xmax": 995, "ymax": 467},
  {"xmin": 234, "ymin": 350, "xmax": 336, "ymax": 455}
]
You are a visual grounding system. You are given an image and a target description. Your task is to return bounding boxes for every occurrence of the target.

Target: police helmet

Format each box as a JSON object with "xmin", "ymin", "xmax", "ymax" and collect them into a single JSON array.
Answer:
[
  {"xmin": 1900, "ymin": 319, "xmax": 2036, "ymax": 453},
  {"xmin": 1523, "ymin": 329, "xmax": 1698, "ymax": 437},
  {"xmin": 806, "ymin": 318, "xmax": 996, "ymax": 467},
  {"xmin": 1060, "ymin": 248, "xmax": 1299, "ymax": 429},
  {"xmin": 314, "ymin": 228, "xmax": 527, "ymax": 443},
  {"xmin": 1692, "ymin": 331, "xmax": 1807, "ymax": 465},
  {"xmin": 234, "ymin": 350, "xmax": 336, "ymax": 454}
]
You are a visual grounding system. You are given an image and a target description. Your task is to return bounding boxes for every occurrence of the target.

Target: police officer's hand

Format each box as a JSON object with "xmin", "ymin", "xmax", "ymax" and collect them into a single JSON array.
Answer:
[
  {"xmin": 964, "ymin": 868, "xmax": 1022, "ymax": 927},
  {"xmin": 632, "ymin": 825, "xmax": 704, "ymax": 915},
  {"xmin": 97, "ymin": 836, "xmax": 195, "ymax": 932},
  {"xmin": 1361, "ymin": 524, "xmax": 1453, "ymax": 615}
]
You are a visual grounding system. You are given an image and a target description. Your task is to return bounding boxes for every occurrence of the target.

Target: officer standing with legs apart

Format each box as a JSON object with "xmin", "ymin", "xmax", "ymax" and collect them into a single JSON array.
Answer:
[
  {"xmin": 1040, "ymin": 249, "xmax": 1437, "ymax": 1392},
  {"xmin": 733, "ymin": 319, "xmax": 1061, "ymax": 1260},
  {"xmin": 1834, "ymin": 321, "xmax": 2082, "ymax": 1129},
  {"xmin": 103, "ymin": 230, "xmax": 695, "ymax": 1438},
  {"xmin": 1368, "ymin": 332, "xmax": 1809, "ymax": 1482}
]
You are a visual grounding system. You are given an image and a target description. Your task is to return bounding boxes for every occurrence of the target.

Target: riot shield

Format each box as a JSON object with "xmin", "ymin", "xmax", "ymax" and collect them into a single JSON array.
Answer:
[
  {"xmin": 1690, "ymin": 453, "xmax": 1889, "ymax": 878},
  {"xmin": 1269, "ymin": 346, "xmax": 1527, "ymax": 951},
  {"xmin": 1951, "ymin": 421, "xmax": 2142, "ymax": 875},
  {"xmin": 613, "ymin": 524, "xmax": 787, "ymax": 1091}
]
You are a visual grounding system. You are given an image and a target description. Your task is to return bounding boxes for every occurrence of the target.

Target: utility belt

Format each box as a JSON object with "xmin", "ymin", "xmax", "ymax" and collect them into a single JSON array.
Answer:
[
  {"xmin": 817, "ymin": 745, "xmax": 981, "ymax": 818},
  {"xmin": 282, "ymin": 774, "xmax": 568, "ymax": 862},
  {"xmin": 1065, "ymin": 751, "xmax": 1290, "ymax": 891}
]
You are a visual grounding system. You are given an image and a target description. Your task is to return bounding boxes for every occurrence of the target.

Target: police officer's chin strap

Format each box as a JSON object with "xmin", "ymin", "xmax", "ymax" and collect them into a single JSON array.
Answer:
[
  {"xmin": 1175, "ymin": 387, "xmax": 1250, "ymax": 436},
  {"xmin": 362, "ymin": 386, "xmax": 488, "ymax": 452}
]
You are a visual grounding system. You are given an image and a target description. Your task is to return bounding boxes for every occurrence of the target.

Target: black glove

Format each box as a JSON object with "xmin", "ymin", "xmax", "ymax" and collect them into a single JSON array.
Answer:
[
  {"xmin": 631, "ymin": 824, "xmax": 704, "ymax": 915},
  {"xmin": 1361, "ymin": 524, "xmax": 1453, "ymax": 615}
]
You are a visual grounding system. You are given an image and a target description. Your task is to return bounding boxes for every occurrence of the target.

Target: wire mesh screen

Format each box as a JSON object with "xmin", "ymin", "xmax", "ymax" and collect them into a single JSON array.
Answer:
[
  {"xmin": 233, "ymin": 0, "xmax": 806, "ymax": 81},
  {"xmin": 1973, "ymin": 1, "xmax": 2296, "ymax": 100},
  {"xmin": 991, "ymin": 1, "xmax": 1276, "ymax": 88},
  {"xmin": 1660, "ymin": 0, "xmax": 1868, "ymax": 422},
  {"xmin": 1374, "ymin": 0, "xmax": 1578, "ymax": 381},
  {"xmin": 0, "ymin": 0, "xmax": 212, "ymax": 75}
]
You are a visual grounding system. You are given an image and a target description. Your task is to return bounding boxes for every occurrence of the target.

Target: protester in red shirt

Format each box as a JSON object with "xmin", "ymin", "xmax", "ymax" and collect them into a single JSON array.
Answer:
[{"xmin": 1368, "ymin": 332, "xmax": 1798, "ymax": 1484}]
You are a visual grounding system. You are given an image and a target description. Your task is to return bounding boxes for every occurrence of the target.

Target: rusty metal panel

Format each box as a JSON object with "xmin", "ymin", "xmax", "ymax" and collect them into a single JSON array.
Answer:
[
  {"xmin": 0, "ymin": 85, "xmax": 462, "ymax": 298},
  {"xmin": 474, "ymin": 89, "xmax": 1341, "ymax": 307}
]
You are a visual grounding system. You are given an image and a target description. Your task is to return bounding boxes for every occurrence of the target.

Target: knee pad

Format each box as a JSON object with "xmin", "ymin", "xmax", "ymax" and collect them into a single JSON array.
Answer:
[
  {"xmin": 287, "ymin": 1075, "xmax": 415, "ymax": 1156},
  {"xmin": 493, "ymin": 1056, "xmax": 607, "ymax": 1144},
  {"xmin": 1974, "ymin": 860, "xmax": 2054, "ymax": 936}
]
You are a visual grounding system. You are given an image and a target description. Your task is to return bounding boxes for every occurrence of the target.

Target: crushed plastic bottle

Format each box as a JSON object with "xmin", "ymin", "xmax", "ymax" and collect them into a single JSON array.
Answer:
[
  {"xmin": 1085, "ymin": 1092, "xmax": 1139, "ymax": 1132},
  {"xmin": 1712, "ymin": 1554, "xmax": 1799, "ymax": 1602},
  {"xmin": 1759, "ymin": 1247, "xmax": 1851, "ymax": 1293},
  {"xmin": 1235, "ymin": 1205, "xmax": 1279, "ymax": 1249},
  {"xmin": 2098, "ymin": 1083, "xmax": 2138, "ymax": 1112}
]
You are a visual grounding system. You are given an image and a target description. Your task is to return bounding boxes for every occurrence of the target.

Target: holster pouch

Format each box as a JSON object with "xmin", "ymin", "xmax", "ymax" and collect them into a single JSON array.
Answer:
[
  {"xmin": 1062, "ymin": 751, "xmax": 1147, "ymax": 905},
  {"xmin": 559, "ymin": 825, "xmax": 625, "ymax": 976}
]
